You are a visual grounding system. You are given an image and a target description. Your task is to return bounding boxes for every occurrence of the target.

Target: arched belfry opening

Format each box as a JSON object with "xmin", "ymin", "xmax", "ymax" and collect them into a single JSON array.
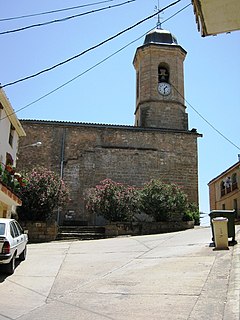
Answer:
[{"xmin": 158, "ymin": 64, "xmax": 170, "ymax": 83}]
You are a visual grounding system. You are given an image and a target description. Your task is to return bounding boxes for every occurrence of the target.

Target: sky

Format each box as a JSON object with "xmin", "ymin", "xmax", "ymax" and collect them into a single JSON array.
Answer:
[{"xmin": 0, "ymin": 0, "xmax": 240, "ymax": 215}]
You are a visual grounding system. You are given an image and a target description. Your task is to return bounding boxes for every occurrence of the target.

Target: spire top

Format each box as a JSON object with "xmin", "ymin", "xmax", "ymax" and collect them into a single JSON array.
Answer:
[{"xmin": 155, "ymin": 0, "xmax": 162, "ymax": 29}]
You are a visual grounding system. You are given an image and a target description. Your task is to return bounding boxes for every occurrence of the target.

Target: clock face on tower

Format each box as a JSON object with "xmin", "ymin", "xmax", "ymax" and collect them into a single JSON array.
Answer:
[{"xmin": 158, "ymin": 82, "xmax": 171, "ymax": 96}]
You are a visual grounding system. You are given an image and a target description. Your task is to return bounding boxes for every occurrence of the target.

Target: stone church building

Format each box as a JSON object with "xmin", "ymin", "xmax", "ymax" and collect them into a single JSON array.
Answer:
[{"xmin": 17, "ymin": 27, "xmax": 202, "ymax": 225}]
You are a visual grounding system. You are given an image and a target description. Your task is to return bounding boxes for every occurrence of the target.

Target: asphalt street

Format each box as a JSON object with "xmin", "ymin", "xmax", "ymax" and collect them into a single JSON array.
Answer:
[{"xmin": 0, "ymin": 226, "xmax": 239, "ymax": 320}]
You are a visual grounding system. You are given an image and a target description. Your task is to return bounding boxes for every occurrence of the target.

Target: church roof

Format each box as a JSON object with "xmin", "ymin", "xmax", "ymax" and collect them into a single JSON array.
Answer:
[
  {"xmin": 144, "ymin": 27, "xmax": 178, "ymax": 45},
  {"xmin": 19, "ymin": 119, "xmax": 201, "ymax": 136}
]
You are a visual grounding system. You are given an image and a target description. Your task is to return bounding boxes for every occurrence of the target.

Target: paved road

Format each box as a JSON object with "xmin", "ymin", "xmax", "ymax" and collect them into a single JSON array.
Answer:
[{"xmin": 0, "ymin": 226, "xmax": 239, "ymax": 320}]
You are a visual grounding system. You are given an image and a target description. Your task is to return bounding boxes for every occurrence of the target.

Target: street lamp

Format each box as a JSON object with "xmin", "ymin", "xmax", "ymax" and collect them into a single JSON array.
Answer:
[{"xmin": 20, "ymin": 142, "xmax": 42, "ymax": 149}]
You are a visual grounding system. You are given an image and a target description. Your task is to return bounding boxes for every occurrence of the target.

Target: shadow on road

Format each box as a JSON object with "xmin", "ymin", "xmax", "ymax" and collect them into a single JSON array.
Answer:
[{"xmin": 0, "ymin": 260, "xmax": 21, "ymax": 282}]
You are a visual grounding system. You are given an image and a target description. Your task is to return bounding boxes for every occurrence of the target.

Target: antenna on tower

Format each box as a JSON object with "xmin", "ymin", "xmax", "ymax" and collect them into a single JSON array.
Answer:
[{"xmin": 155, "ymin": 0, "xmax": 162, "ymax": 29}]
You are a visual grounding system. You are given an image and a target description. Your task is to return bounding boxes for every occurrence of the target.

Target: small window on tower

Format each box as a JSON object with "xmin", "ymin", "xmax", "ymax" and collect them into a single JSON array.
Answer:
[
  {"xmin": 136, "ymin": 71, "xmax": 140, "ymax": 99},
  {"xmin": 158, "ymin": 65, "xmax": 169, "ymax": 83}
]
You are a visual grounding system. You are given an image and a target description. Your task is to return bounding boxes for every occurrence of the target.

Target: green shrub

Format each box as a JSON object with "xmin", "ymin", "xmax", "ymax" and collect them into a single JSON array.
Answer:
[
  {"xmin": 85, "ymin": 178, "xmax": 199, "ymax": 225},
  {"xmin": 140, "ymin": 179, "xmax": 189, "ymax": 222},
  {"xmin": 182, "ymin": 204, "xmax": 200, "ymax": 225}
]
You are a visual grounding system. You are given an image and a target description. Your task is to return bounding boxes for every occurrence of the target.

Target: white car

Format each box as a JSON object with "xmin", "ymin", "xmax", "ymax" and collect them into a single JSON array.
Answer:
[{"xmin": 0, "ymin": 218, "xmax": 28, "ymax": 274}]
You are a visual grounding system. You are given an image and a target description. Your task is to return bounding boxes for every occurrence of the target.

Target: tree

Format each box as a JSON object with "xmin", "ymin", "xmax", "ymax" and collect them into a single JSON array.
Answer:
[
  {"xmin": 85, "ymin": 179, "xmax": 140, "ymax": 222},
  {"xmin": 140, "ymin": 179, "xmax": 189, "ymax": 222},
  {"xmin": 16, "ymin": 167, "xmax": 69, "ymax": 221}
]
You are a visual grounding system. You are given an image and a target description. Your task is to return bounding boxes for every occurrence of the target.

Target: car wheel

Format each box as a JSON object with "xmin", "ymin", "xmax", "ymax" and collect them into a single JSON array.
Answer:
[
  {"xmin": 6, "ymin": 254, "xmax": 16, "ymax": 275},
  {"xmin": 19, "ymin": 247, "xmax": 27, "ymax": 261}
]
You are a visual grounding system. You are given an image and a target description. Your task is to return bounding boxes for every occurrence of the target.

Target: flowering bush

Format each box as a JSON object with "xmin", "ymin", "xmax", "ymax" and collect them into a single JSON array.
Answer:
[
  {"xmin": 85, "ymin": 179, "xmax": 140, "ymax": 222},
  {"xmin": 16, "ymin": 167, "xmax": 70, "ymax": 221},
  {"xmin": 140, "ymin": 179, "xmax": 189, "ymax": 222},
  {"xmin": 0, "ymin": 164, "xmax": 27, "ymax": 193},
  {"xmin": 86, "ymin": 178, "xmax": 199, "ymax": 224}
]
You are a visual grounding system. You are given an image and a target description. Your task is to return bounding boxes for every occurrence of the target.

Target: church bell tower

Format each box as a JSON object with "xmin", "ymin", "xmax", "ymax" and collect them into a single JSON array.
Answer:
[{"xmin": 133, "ymin": 27, "xmax": 188, "ymax": 130}]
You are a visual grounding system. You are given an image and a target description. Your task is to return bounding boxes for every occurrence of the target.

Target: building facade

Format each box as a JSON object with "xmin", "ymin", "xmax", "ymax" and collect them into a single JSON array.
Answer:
[
  {"xmin": 0, "ymin": 88, "xmax": 26, "ymax": 218},
  {"xmin": 17, "ymin": 28, "xmax": 202, "ymax": 225},
  {"xmin": 208, "ymin": 160, "xmax": 240, "ymax": 217}
]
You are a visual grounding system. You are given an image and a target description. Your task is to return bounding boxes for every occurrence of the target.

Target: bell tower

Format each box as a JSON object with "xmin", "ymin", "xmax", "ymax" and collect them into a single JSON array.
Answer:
[{"xmin": 133, "ymin": 27, "xmax": 188, "ymax": 130}]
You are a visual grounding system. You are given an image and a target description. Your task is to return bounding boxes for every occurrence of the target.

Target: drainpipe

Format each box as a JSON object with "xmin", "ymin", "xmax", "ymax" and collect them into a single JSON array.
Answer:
[
  {"xmin": 57, "ymin": 128, "xmax": 66, "ymax": 224},
  {"xmin": 60, "ymin": 128, "xmax": 66, "ymax": 179}
]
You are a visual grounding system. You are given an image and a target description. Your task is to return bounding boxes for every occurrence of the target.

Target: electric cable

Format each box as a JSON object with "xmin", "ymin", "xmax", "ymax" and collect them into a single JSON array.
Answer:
[
  {"xmin": 0, "ymin": 0, "xmax": 136, "ymax": 35},
  {"xmin": 171, "ymin": 82, "xmax": 240, "ymax": 151},
  {"xmin": 0, "ymin": 1, "xmax": 192, "ymax": 119},
  {"xmin": 0, "ymin": 0, "xmax": 115, "ymax": 22},
  {"xmin": 1, "ymin": 0, "xmax": 181, "ymax": 89},
  {"xmin": 1, "ymin": 0, "xmax": 237, "ymax": 150},
  {"xmin": 1, "ymin": 33, "xmax": 145, "ymax": 118},
  {"xmin": 161, "ymin": 2, "xmax": 191, "ymax": 23}
]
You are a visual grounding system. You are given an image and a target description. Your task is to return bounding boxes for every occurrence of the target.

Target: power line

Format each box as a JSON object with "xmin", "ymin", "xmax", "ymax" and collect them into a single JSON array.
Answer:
[
  {"xmin": 0, "ymin": 0, "xmax": 115, "ymax": 22},
  {"xmin": 1, "ymin": 0, "xmax": 181, "ymax": 89},
  {"xmin": 0, "ymin": 1, "xmax": 191, "ymax": 119},
  {"xmin": 0, "ymin": 0, "xmax": 135, "ymax": 36},
  {"xmin": 1, "ymin": 1, "xmax": 238, "ymax": 151},
  {"xmin": 1, "ymin": 35, "xmax": 144, "ymax": 118},
  {"xmin": 161, "ymin": 2, "xmax": 191, "ymax": 24},
  {"xmin": 171, "ymin": 83, "xmax": 240, "ymax": 151}
]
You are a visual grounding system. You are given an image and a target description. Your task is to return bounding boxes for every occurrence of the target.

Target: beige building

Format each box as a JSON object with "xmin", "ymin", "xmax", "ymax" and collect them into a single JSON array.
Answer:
[
  {"xmin": 17, "ymin": 28, "xmax": 202, "ymax": 225},
  {"xmin": 0, "ymin": 88, "xmax": 26, "ymax": 218},
  {"xmin": 208, "ymin": 159, "xmax": 240, "ymax": 218},
  {"xmin": 192, "ymin": 0, "xmax": 240, "ymax": 37}
]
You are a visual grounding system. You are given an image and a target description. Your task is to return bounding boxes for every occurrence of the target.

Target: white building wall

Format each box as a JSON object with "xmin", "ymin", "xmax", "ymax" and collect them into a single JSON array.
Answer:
[
  {"xmin": 0, "ymin": 107, "xmax": 19, "ymax": 167},
  {"xmin": 0, "ymin": 88, "xmax": 25, "ymax": 218}
]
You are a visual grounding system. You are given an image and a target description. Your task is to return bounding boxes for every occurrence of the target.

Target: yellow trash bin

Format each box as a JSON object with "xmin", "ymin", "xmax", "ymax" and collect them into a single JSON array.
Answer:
[{"xmin": 212, "ymin": 217, "xmax": 229, "ymax": 250}]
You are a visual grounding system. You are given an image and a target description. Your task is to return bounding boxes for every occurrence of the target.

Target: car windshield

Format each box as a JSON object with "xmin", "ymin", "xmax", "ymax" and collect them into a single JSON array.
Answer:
[{"xmin": 0, "ymin": 223, "xmax": 6, "ymax": 235}]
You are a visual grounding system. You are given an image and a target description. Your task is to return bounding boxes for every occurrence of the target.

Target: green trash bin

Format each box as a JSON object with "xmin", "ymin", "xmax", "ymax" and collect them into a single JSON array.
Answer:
[{"xmin": 209, "ymin": 210, "xmax": 236, "ymax": 243}]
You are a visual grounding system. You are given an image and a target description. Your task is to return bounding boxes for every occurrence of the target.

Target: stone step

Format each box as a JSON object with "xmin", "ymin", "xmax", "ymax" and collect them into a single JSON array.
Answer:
[{"xmin": 57, "ymin": 226, "xmax": 105, "ymax": 240}]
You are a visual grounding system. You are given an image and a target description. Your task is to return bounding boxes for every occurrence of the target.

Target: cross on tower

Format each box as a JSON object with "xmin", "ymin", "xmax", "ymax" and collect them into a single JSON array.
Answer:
[{"xmin": 155, "ymin": 0, "xmax": 163, "ymax": 29}]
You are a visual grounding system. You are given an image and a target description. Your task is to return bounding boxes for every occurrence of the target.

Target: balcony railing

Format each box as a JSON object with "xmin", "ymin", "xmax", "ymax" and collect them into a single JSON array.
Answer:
[{"xmin": 221, "ymin": 182, "xmax": 238, "ymax": 197}]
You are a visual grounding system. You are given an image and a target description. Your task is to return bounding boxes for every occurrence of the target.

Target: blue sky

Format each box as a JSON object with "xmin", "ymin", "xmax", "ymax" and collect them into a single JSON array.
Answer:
[{"xmin": 1, "ymin": 0, "xmax": 240, "ymax": 214}]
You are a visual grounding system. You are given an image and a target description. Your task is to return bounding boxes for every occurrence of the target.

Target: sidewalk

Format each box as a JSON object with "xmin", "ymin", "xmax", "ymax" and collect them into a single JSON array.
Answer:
[
  {"xmin": 224, "ymin": 225, "xmax": 240, "ymax": 319},
  {"xmin": 188, "ymin": 225, "xmax": 240, "ymax": 320}
]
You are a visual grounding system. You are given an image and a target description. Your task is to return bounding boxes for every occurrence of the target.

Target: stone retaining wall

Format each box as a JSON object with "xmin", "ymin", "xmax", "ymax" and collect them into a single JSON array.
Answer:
[
  {"xmin": 20, "ymin": 221, "xmax": 58, "ymax": 243},
  {"xmin": 105, "ymin": 221, "xmax": 194, "ymax": 237}
]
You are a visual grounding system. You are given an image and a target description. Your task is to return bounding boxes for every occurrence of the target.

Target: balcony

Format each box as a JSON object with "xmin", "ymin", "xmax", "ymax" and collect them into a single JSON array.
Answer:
[
  {"xmin": 221, "ymin": 182, "xmax": 238, "ymax": 197},
  {"xmin": 0, "ymin": 164, "xmax": 25, "ymax": 205}
]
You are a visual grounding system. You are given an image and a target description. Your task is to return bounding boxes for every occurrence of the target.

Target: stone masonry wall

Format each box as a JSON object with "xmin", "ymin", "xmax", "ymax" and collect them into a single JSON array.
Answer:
[{"xmin": 17, "ymin": 121, "xmax": 200, "ymax": 225}]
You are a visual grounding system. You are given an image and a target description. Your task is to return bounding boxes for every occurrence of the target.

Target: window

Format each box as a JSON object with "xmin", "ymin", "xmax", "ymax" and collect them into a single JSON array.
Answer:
[
  {"xmin": 0, "ymin": 223, "xmax": 5, "ymax": 235},
  {"xmin": 10, "ymin": 222, "xmax": 20, "ymax": 238},
  {"xmin": 136, "ymin": 71, "xmax": 139, "ymax": 99},
  {"xmin": 220, "ymin": 180, "xmax": 225, "ymax": 197},
  {"xmin": 232, "ymin": 173, "xmax": 238, "ymax": 191},
  {"xmin": 222, "ymin": 204, "xmax": 226, "ymax": 210},
  {"xmin": 221, "ymin": 174, "xmax": 238, "ymax": 197},
  {"xmin": 8, "ymin": 124, "xmax": 15, "ymax": 147},
  {"xmin": 158, "ymin": 65, "xmax": 169, "ymax": 83},
  {"xmin": 14, "ymin": 221, "xmax": 23, "ymax": 235}
]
